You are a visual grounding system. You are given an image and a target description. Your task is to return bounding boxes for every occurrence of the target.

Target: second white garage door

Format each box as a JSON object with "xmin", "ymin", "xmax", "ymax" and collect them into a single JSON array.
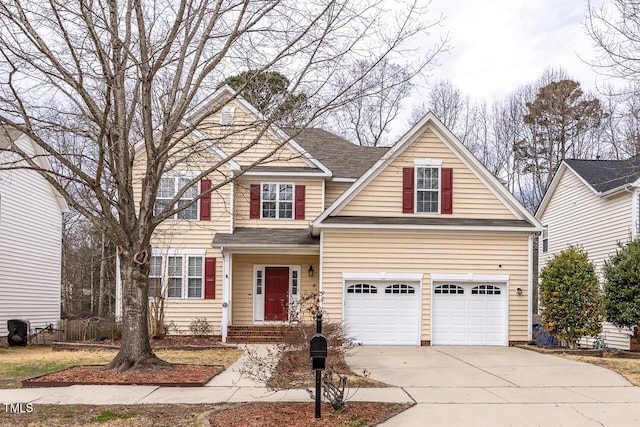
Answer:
[
  {"xmin": 344, "ymin": 282, "xmax": 420, "ymax": 345},
  {"xmin": 432, "ymin": 283, "xmax": 507, "ymax": 346}
]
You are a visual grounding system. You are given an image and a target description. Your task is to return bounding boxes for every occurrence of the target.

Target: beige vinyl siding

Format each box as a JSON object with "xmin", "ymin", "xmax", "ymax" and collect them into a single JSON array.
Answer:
[
  {"xmin": 150, "ymin": 187, "xmax": 231, "ymax": 247},
  {"xmin": 321, "ymin": 230, "xmax": 530, "ymax": 342},
  {"xmin": 540, "ymin": 168, "xmax": 633, "ymax": 271},
  {"xmin": 539, "ymin": 168, "xmax": 634, "ymax": 349},
  {"xmin": 199, "ymin": 104, "xmax": 309, "ymax": 167},
  {"xmin": 231, "ymin": 254, "xmax": 320, "ymax": 325},
  {"xmin": 234, "ymin": 180, "xmax": 323, "ymax": 228},
  {"xmin": 0, "ymin": 140, "xmax": 63, "ymax": 336},
  {"xmin": 160, "ymin": 248, "xmax": 224, "ymax": 335},
  {"xmin": 339, "ymin": 129, "xmax": 516, "ymax": 219},
  {"xmin": 325, "ymin": 182, "xmax": 351, "ymax": 208}
]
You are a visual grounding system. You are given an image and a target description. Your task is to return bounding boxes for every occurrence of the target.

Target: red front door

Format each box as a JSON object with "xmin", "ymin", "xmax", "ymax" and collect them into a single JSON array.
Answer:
[{"xmin": 264, "ymin": 267, "xmax": 289, "ymax": 321}]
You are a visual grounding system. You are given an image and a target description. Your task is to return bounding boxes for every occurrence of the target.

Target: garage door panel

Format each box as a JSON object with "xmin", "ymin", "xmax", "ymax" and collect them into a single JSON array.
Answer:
[
  {"xmin": 344, "ymin": 281, "xmax": 420, "ymax": 346},
  {"xmin": 432, "ymin": 283, "xmax": 507, "ymax": 346}
]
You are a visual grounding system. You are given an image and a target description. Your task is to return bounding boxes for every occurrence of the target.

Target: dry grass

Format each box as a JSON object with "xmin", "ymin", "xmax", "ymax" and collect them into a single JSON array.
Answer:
[
  {"xmin": 0, "ymin": 345, "xmax": 242, "ymax": 388},
  {"xmin": 561, "ymin": 354, "xmax": 640, "ymax": 386}
]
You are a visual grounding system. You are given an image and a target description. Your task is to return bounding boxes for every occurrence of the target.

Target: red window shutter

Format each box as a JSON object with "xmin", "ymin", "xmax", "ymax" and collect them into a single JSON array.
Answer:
[
  {"xmin": 402, "ymin": 167, "xmax": 414, "ymax": 213},
  {"xmin": 295, "ymin": 185, "xmax": 305, "ymax": 220},
  {"xmin": 250, "ymin": 184, "xmax": 261, "ymax": 219},
  {"xmin": 441, "ymin": 168, "xmax": 453, "ymax": 214},
  {"xmin": 200, "ymin": 178, "xmax": 212, "ymax": 221},
  {"xmin": 204, "ymin": 257, "xmax": 216, "ymax": 299}
]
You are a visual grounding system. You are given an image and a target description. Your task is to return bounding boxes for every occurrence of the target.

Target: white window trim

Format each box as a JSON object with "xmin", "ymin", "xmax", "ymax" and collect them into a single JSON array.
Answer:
[
  {"xmin": 253, "ymin": 265, "xmax": 301, "ymax": 323},
  {"xmin": 414, "ymin": 158, "xmax": 443, "ymax": 166},
  {"xmin": 148, "ymin": 252, "xmax": 206, "ymax": 300},
  {"xmin": 415, "ymin": 165, "xmax": 441, "ymax": 215},
  {"xmin": 260, "ymin": 182, "xmax": 295, "ymax": 220},
  {"xmin": 542, "ymin": 225, "xmax": 549, "ymax": 253},
  {"xmin": 155, "ymin": 172, "xmax": 201, "ymax": 220}
]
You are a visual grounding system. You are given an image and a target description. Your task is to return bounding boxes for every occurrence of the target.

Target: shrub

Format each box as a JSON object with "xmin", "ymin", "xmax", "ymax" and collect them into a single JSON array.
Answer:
[
  {"xmin": 539, "ymin": 245, "xmax": 603, "ymax": 349},
  {"xmin": 602, "ymin": 239, "xmax": 640, "ymax": 330},
  {"xmin": 188, "ymin": 317, "xmax": 212, "ymax": 337}
]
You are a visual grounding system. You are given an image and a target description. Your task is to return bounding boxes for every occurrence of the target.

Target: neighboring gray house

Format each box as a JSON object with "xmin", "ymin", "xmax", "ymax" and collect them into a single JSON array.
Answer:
[
  {"xmin": 536, "ymin": 157, "xmax": 640, "ymax": 349},
  {"xmin": 0, "ymin": 128, "xmax": 68, "ymax": 339}
]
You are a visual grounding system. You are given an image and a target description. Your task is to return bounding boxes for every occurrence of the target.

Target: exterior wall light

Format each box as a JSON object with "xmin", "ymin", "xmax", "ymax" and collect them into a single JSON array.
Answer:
[
  {"xmin": 516, "ymin": 287, "xmax": 523, "ymax": 295},
  {"xmin": 308, "ymin": 265, "xmax": 314, "ymax": 277}
]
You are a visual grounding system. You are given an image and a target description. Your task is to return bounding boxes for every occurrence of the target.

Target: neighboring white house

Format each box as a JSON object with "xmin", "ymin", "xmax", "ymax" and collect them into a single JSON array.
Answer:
[
  {"xmin": 536, "ymin": 158, "xmax": 640, "ymax": 350},
  {"xmin": 0, "ymin": 128, "xmax": 68, "ymax": 339}
]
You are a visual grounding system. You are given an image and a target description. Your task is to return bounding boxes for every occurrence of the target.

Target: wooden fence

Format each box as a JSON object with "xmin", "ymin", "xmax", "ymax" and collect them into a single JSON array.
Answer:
[{"xmin": 55, "ymin": 318, "xmax": 121, "ymax": 342}]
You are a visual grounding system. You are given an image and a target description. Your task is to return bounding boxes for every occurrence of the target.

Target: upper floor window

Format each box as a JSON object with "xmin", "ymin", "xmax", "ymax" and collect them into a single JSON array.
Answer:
[
  {"xmin": 154, "ymin": 176, "xmax": 199, "ymax": 219},
  {"xmin": 416, "ymin": 166, "xmax": 440, "ymax": 213},
  {"xmin": 262, "ymin": 183, "xmax": 293, "ymax": 219},
  {"xmin": 542, "ymin": 225, "xmax": 549, "ymax": 253},
  {"xmin": 220, "ymin": 106, "xmax": 235, "ymax": 125}
]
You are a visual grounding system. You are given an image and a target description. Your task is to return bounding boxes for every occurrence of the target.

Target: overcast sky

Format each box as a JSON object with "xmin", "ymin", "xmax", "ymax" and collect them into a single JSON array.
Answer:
[{"xmin": 422, "ymin": 0, "xmax": 604, "ymax": 102}]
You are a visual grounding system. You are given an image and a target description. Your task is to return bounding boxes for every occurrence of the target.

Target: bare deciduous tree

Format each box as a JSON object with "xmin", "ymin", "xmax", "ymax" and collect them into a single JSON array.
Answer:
[{"xmin": 0, "ymin": 0, "xmax": 442, "ymax": 371}]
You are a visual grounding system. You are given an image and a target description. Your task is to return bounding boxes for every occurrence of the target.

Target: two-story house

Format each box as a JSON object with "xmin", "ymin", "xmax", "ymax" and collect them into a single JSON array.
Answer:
[
  {"xmin": 536, "ymin": 158, "xmax": 640, "ymax": 349},
  {"xmin": 117, "ymin": 86, "xmax": 541, "ymax": 346},
  {"xmin": 0, "ymin": 127, "xmax": 68, "ymax": 339}
]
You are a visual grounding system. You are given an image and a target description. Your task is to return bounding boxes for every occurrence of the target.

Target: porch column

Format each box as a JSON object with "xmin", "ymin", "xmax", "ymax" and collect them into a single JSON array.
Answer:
[{"xmin": 221, "ymin": 251, "xmax": 232, "ymax": 342}]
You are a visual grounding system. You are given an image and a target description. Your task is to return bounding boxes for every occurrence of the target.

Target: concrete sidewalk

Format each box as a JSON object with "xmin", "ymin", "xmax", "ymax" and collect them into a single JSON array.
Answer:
[
  {"xmin": 0, "ymin": 344, "xmax": 412, "ymax": 406},
  {"xmin": 2, "ymin": 345, "xmax": 640, "ymax": 426}
]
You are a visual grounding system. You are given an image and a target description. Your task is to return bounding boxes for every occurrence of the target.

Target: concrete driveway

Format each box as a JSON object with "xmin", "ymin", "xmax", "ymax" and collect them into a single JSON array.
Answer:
[{"xmin": 347, "ymin": 346, "xmax": 640, "ymax": 426}]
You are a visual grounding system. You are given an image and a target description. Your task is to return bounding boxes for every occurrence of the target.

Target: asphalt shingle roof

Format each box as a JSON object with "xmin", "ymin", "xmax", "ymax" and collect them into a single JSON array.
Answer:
[
  {"xmin": 212, "ymin": 227, "xmax": 319, "ymax": 248},
  {"xmin": 284, "ymin": 128, "xmax": 388, "ymax": 179},
  {"xmin": 565, "ymin": 158, "xmax": 640, "ymax": 193}
]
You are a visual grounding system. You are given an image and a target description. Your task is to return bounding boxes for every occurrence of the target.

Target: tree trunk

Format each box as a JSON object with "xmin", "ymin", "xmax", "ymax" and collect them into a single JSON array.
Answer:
[{"xmin": 105, "ymin": 245, "xmax": 169, "ymax": 372}]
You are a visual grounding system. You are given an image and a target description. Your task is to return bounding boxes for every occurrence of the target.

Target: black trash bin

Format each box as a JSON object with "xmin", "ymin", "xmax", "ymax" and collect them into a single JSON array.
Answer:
[{"xmin": 7, "ymin": 319, "xmax": 30, "ymax": 346}]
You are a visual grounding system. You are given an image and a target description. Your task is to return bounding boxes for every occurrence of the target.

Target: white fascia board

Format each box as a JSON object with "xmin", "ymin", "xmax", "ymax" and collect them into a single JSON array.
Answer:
[
  {"xmin": 18, "ymin": 135, "xmax": 70, "ymax": 213},
  {"xmin": 331, "ymin": 177, "xmax": 357, "ymax": 183},
  {"xmin": 535, "ymin": 163, "xmax": 568, "ymax": 219},
  {"xmin": 563, "ymin": 163, "xmax": 600, "ymax": 196},
  {"xmin": 431, "ymin": 273, "xmax": 510, "ymax": 283},
  {"xmin": 342, "ymin": 272, "xmax": 423, "ymax": 281},
  {"xmin": 317, "ymin": 222, "xmax": 541, "ymax": 233}
]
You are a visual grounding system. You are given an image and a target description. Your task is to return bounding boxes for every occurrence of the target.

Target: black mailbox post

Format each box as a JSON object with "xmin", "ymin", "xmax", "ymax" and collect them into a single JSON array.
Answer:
[{"xmin": 310, "ymin": 312, "xmax": 327, "ymax": 419}]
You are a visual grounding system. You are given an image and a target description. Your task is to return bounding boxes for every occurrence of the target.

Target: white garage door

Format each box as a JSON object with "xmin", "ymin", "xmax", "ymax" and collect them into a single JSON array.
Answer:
[
  {"xmin": 432, "ymin": 283, "xmax": 507, "ymax": 346},
  {"xmin": 344, "ymin": 282, "xmax": 420, "ymax": 345}
]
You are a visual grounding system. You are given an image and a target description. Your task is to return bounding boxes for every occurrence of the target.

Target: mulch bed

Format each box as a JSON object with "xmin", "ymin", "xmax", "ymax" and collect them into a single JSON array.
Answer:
[
  {"xmin": 518, "ymin": 344, "xmax": 640, "ymax": 358},
  {"xmin": 209, "ymin": 402, "xmax": 412, "ymax": 427},
  {"xmin": 22, "ymin": 364, "xmax": 223, "ymax": 388}
]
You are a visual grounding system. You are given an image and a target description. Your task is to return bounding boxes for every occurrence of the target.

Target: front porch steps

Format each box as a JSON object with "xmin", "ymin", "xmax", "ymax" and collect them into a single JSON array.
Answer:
[{"xmin": 226, "ymin": 325, "xmax": 294, "ymax": 344}]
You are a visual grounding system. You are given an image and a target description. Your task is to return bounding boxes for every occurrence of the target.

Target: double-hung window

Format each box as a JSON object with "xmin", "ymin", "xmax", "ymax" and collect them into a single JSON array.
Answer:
[
  {"xmin": 416, "ymin": 166, "xmax": 440, "ymax": 213},
  {"xmin": 151, "ymin": 255, "xmax": 204, "ymax": 299},
  {"xmin": 262, "ymin": 183, "xmax": 293, "ymax": 219},
  {"xmin": 542, "ymin": 225, "xmax": 549, "ymax": 253},
  {"xmin": 154, "ymin": 176, "xmax": 199, "ymax": 219}
]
